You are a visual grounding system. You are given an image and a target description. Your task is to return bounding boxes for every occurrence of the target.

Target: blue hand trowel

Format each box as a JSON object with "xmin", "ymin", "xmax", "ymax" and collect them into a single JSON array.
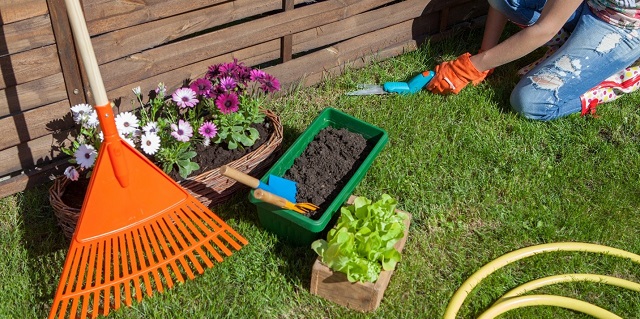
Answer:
[{"xmin": 220, "ymin": 165, "xmax": 297, "ymax": 202}]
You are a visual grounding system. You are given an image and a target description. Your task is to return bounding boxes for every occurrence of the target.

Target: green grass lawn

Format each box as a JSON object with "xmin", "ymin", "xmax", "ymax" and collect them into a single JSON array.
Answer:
[{"xmin": 2, "ymin": 28, "xmax": 640, "ymax": 318}]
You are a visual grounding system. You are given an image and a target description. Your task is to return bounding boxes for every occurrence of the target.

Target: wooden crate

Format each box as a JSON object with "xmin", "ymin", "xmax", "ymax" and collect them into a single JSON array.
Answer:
[{"xmin": 310, "ymin": 198, "xmax": 412, "ymax": 312}]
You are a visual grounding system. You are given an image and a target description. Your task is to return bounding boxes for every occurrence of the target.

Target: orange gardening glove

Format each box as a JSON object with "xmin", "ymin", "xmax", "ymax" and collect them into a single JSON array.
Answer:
[{"xmin": 426, "ymin": 53, "xmax": 489, "ymax": 95}]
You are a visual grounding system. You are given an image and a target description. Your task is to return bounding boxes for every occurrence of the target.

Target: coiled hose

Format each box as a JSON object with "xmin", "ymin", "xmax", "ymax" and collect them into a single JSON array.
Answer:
[{"xmin": 444, "ymin": 242, "xmax": 640, "ymax": 319}]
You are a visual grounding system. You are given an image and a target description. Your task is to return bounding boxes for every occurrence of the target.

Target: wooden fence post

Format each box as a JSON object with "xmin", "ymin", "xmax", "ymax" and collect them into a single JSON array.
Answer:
[{"xmin": 281, "ymin": 0, "xmax": 294, "ymax": 62}]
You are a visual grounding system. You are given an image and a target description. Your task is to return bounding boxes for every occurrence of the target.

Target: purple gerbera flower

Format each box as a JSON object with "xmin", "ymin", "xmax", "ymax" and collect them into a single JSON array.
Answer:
[
  {"xmin": 259, "ymin": 74, "xmax": 281, "ymax": 93},
  {"xmin": 170, "ymin": 119, "xmax": 193, "ymax": 142},
  {"xmin": 250, "ymin": 69, "xmax": 266, "ymax": 81},
  {"xmin": 172, "ymin": 88, "xmax": 199, "ymax": 109},
  {"xmin": 198, "ymin": 121, "xmax": 218, "ymax": 138},
  {"xmin": 215, "ymin": 92, "xmax": 239, "ymax": 114},
  {"xmin": 219, "ymin": 77, "xmax": 237, "ymax": 91},
  {"xmin": 189, "ymin": 78, "xmax": 213, "ymax": 96}
]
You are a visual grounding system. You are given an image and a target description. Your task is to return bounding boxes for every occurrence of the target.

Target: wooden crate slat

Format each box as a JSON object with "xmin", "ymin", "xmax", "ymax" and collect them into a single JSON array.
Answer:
[
  {"xmin": 0, "ymin": 159, "xmax": 67, "ymax": 199},
  {"xmin": 0, "ymin": 45, "xmax": 61, "ymax": 90},
  {"xmin": 97, "ymin": 0, "xmax": 395, "ymax": 92},
  {"xmin": 0, "ymin": 100, "xmax": 72, "ymax": 151},
  {"xmin": 91, "ymin": 0, "xmax": 284, "ymax": 65},
  {"xmin": 0, "ymin": 14, "xmax": 55, "ymax": 56},
  {"xmin": 0, "ymin": 73, "xmax": 67, "ymax": 118},
  {"xmin": 0, "ymin": 0, "xmax": 48, "ymax": 25}
]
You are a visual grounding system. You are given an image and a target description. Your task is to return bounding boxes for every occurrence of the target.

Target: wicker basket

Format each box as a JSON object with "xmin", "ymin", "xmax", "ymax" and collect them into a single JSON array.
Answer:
[{"xmin": 49, "ymin": 109, "xmax": 283, "ymax": 239}]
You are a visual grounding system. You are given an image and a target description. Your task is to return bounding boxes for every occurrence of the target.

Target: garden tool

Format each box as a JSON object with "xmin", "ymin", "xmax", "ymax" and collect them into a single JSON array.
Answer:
[
  {"xmin": 345, "ymin": 70, "xmax": 435, "ymax": 95},
  {"xmin": 253, "ymin": 189, "xmax": 319, "ymax": 214},
  {"xmin": 220, "ymin": 165, "xmax": 297, "ymax": 202},
  {"xmin": 49, "ymin": 1, "xmax": 247, "ymax": 318}
]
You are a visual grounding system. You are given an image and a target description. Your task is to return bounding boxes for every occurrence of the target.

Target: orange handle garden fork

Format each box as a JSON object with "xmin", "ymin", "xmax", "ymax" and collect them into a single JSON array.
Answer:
[{"xmin": 49, "ymin": 1, "xmax": 247, "ymax": 318}]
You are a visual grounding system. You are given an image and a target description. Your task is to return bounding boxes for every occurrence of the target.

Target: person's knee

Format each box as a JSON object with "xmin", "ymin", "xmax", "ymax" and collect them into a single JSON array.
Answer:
[{"xmin": 510, "ymin": 87, "xmax": 553, "ymax": 121}]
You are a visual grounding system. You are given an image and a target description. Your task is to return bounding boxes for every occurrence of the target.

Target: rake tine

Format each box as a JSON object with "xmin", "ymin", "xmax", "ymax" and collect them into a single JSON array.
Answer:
[
  {"xmin": 173, "ymin": 210, "xmax": 212, "ymax": 271},
  {"xmin": 181, "ymin": 205, "xmax": 235, "ymax": 256},
  {"xmin": 133, "ymin": 228, "xmax": 154, "ymax": 297},
  {"xmin": 162, "ymin": 215, "xmax": 196, "ymax": 280},
  {"xmin": 149, "ymin": 222, "xmax": 176, "ymax": 288}
]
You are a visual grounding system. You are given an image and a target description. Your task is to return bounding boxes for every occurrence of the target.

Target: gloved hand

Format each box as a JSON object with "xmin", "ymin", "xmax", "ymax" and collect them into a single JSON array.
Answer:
[{"xmin": 426, "ymin": 53, "xmax": 489, "ymax": 95}]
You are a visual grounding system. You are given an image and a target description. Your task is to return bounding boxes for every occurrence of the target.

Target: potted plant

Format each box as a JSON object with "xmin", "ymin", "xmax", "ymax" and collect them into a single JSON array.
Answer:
[
  {"xmin": 248, "ymin": 108, "xmax": 389, "ymax": 246},
  {"xmin": 309, "ymin": 194, "xmax": 411, "ymax": 312},
  {"xmin": 49, "ymin": 59, "xmax": 284, "ymax": 238}
]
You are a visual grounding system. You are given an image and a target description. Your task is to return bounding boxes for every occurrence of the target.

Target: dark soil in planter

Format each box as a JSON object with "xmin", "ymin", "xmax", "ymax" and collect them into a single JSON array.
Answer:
[
  {"xmin": 283, "ymin": 127, "xmax": 373, "ymax": 220},
  {"xmin": 61, "ymin": 121, "xmax": 274, "ymax": 209}
]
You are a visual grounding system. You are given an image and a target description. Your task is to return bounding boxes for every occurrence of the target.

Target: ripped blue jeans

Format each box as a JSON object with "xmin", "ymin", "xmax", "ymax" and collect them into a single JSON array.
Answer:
[{"xmin": 488, "ymin": 0, "xmax": 640, "ymax": 121}]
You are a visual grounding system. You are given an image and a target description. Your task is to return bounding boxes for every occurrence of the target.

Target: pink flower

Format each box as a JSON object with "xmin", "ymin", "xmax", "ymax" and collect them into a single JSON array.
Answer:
[
  {"xmin": 198, "ymin": 121, "xmax": 218, "ymax": 138},
  {"xmin": 170, "ymin": 119, "xmax": 193, "ymax": 142},
  {"xmin": 250, "ymin": 69, "xmax": 266, "ymax": 81},
  {"xmin": 259, "ymin": 74, "xmax": 281, "ymax": 93},
  {"xmin": 219, "ymin": 77, "xmax": 237, "ymax": 91},
  {"xmin": 215, "ymin": 92, "xmax": 239, "ymax": 114},
  {"xmin": 189, "ymin": 78, "xmax": 213, "ymax": 96},
  {"xmin": 172, "ymin": 88, "xmax": 199, "ymax": 108},
  {"xmin": 64, "ymin": 166, "xmax": 80, "ymax": 181}
]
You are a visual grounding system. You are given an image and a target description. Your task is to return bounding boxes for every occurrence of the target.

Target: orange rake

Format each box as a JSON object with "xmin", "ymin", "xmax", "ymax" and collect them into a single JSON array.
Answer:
[{"xmin": 49, "ymin": 1, "xmax": 247, "ymax": 318}]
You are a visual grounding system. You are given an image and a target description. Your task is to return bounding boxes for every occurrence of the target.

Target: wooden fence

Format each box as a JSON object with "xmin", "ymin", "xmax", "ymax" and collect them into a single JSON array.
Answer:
[{"xmin": 0, "ymin": 0, "xmax": 488, "ymax": 199}]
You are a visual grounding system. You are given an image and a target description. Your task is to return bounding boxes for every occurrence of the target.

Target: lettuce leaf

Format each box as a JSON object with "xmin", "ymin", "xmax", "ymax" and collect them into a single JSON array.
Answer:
[{"xmin": 311, "ymin": 194, "xmax": 406, "ymax": 283}]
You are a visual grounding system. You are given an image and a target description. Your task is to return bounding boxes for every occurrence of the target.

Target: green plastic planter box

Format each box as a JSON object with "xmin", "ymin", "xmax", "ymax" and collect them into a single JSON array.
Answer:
[{"xmin": 248, "ymin": 108, "xmax": 388, "ymax": 246}]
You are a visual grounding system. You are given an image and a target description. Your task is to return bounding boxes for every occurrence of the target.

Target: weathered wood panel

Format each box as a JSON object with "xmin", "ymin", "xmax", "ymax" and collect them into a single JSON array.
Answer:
[
  {"xmin": 0, "ymin": 45, "xmax": 61, "ymax": 90},
  {"xmin": 0, "ymin": 73, "xmax": 67, "ymax": 118},
  {"xmin": 0, "ymin": 0, "xmax": 489, "ymax": 198},
  {"xmin": 0, "ymin": 0, "xmax": 49, "ymax": 25},
  {"xmin": 0, "ymin": 14, "xmax": 55, "ymax": 56}
]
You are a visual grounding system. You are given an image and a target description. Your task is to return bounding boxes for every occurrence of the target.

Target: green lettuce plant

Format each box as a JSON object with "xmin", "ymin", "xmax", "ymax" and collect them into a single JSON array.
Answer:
[{"xmin": 311, "ymin": 194, "xmax": 407, "ymax": 283}]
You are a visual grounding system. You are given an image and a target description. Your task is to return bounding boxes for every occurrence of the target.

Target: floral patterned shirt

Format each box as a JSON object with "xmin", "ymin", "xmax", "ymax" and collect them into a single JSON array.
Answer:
[{"xmin": 588, "ymin": 0, "xmax": 640, "ymax": 29}]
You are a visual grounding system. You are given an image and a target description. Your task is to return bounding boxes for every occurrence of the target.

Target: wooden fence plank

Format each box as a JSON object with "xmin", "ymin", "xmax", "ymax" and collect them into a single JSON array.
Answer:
[
  {"xmin": 0, "ymin": 159, "xmax": 66, "ymax": 199},
  {"xmin": 0, "ymin": 45, "xmax": 61, "ymax": 90},
  {"xmin": 281, "ymin": 0, "xmax": 295, "ymax": 62},
  {"xmin": 0, "ymin": 129, "xmax": 71, "ymax": 177},
  {"xmin": 91, "ymin": 0, "xmax": 284, "ymax": 64},
  {"xmin": 83, "ymin": 0, "xmax": 311, "ymax": 34},
  {"xmin": 0, "ymin": 0, "xmax": 48, "ymax": 25},
  {"xmin": 0, "ymin": 73, "xmax": 67, "ymax": 117},
  {"xmin": 0, "ymin": 14, "xmax": 55, "ymax": 56},
  {"xmin": 97, "ymin": 0, "xmax": 395, "ymax": 92},
  {"xmin": 0, "ymin": 100, "xmax": 72, "ymax": 151}
]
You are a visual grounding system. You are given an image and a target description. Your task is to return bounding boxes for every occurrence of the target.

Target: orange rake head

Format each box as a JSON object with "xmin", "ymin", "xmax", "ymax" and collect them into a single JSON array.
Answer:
[
  {"xmin": 49, "ymin": 133, "xmax": 248, "ymax": 319},
  {"xmin": 51, "ymin": 1, "xmax": 247, "ymax": 318}
]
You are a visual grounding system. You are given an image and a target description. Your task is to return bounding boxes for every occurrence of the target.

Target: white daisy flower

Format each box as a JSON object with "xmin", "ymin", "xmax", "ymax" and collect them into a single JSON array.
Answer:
[
  {"xmin": 132, "ymin": 86, "xmax": 141, "ymax": 96},
  {"xmin": 115, "ymin": 111, "xmax": 139, "ymax": 135},
  {"xmin": 140, "ymin": 133, "xmax": 161, "ymax": 155},
  {"xmin": 84, "ymin": 110, "xmax": 99, "ymax": 128},
  {"xmin": 70, "ymin": 103, "xmax": 92, "ymax": 124},
  {"xmin": 99, "ymin": 131, "xmax": 104, "ymax": 142},
  {"xmin": 64, "ymin": 166, "xmax": 80, "ymax": 181},
  {"xmin": 74, "ymin": 144, "xmax": 97, "ymax": 169},
  {"xmin": 142, "ymin": 122, "xmax": 158, "ymax": 134}
]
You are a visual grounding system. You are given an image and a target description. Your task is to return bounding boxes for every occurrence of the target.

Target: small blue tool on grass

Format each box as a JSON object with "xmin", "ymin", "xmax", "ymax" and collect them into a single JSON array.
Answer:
[
  {"xmin": 346, "ymin": 71, "xmax": 435, "ymax": 95},
  {"xmin": 220, "ymin": 165, "xmax": 297, "ymax": 203}
]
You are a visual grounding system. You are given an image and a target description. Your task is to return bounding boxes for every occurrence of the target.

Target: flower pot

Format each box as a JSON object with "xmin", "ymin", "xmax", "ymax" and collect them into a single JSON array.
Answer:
[
  {"xmin": 309, "ymin": 196, "xmax": 412, "ymax": 312},
  {"xmin": 49, "ymin": 109, "xmax": 283, "ymax": 239},
  {"xmin": 248, "ymin": 108, "xmax": 388, "ymax": 246}
]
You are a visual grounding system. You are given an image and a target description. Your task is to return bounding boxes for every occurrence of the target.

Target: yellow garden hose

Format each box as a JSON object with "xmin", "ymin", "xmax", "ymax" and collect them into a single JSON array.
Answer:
[{"xmin": 444, "ymin": 242, "xmax": 640, "ymax": 319}]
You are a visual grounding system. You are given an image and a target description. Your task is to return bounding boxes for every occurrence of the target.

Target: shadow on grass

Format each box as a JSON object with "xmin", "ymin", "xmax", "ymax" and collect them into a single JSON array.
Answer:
[{"xmin": 18, "ymin": 183, "xmax": 69, "ymax": 314}]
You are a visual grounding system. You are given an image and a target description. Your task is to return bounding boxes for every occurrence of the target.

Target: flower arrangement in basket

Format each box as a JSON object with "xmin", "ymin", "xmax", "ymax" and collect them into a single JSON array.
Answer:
[
  {"xmin": 62, "ymin": 59, "xmax": 281, "ymax": 181},
  {"xmin": 51, "ymin": 60, "xmax": 283, "ymax": 238}
]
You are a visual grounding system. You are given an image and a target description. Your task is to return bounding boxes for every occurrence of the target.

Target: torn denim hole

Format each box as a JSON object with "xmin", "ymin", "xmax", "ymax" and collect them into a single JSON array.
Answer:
[
  {"xmin": 528, "ymin": 55, "xmax": 582, "ymax": 99},
  {"xmin": 596, "ymin": 33, "xmax": 622, "ymax": 53}
]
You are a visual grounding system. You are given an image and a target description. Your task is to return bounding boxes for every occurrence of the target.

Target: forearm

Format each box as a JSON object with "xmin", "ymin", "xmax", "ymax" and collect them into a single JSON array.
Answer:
[
  {"xmin": 480, "ymin": 6, "xmax": 508, "ymax": 52},
  {"xmin": 471, "ymin": 25, "xmax": 557, "ymax": 72}
]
